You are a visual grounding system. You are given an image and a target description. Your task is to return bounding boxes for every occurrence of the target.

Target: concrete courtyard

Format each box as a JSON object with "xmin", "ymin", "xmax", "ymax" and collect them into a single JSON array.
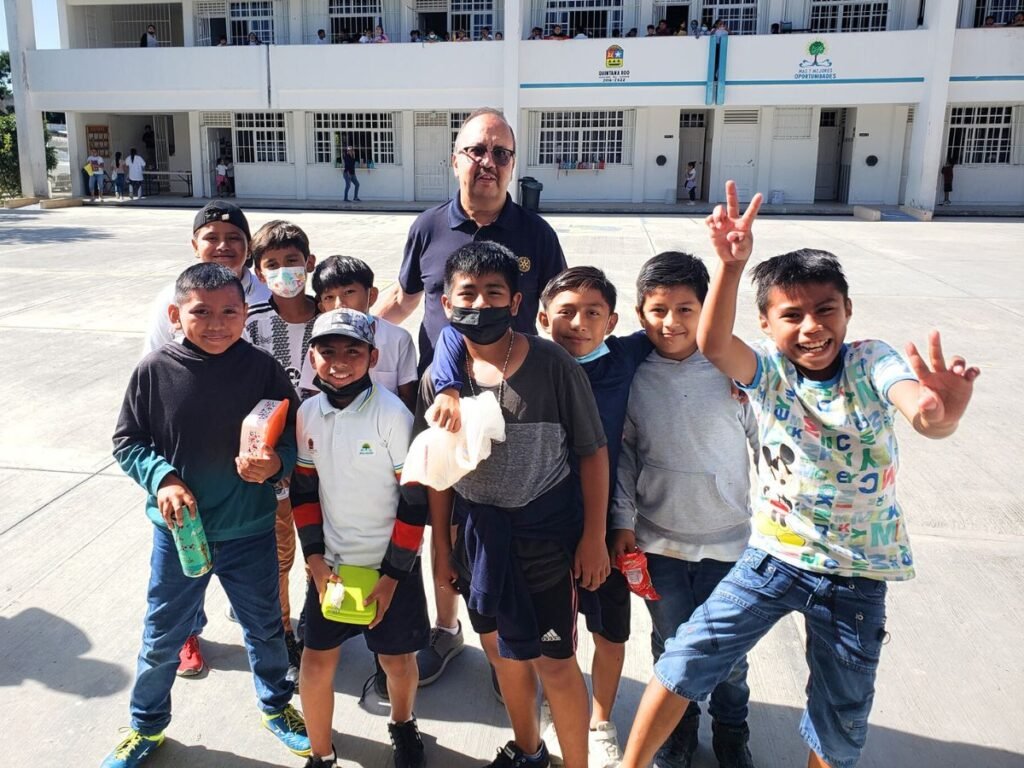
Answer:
[{"xmin": 0, "ymin": 204, "xmax": 1022, "ymax": 768}]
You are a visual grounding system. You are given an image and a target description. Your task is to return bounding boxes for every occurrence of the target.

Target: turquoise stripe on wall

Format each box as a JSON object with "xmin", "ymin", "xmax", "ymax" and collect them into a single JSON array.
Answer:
[
  {"xmin": 520, "ymin": 81, "xmax": 704, "ymax": 89},
  {"xmin": 725, "ymin": 77, "xmax": 924, "ymax": 85}
]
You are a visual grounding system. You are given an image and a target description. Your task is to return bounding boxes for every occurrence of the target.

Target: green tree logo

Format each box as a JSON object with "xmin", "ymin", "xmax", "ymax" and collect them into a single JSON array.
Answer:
[{"xmin": 800, "ymin": 39, "xmax": 832, "ymax": 68}]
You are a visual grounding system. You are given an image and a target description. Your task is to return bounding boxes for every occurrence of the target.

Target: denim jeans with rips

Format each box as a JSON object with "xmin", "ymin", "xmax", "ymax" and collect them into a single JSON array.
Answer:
[{"xmin": 129, "ymin": 526, "xmax": 293, "ymax": 735}]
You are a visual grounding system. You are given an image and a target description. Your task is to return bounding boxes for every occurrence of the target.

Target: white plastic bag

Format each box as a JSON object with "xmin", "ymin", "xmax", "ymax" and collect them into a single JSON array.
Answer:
[{"xmin": 402, "ymin": 391, "xmax": 506, "ymax": 490}]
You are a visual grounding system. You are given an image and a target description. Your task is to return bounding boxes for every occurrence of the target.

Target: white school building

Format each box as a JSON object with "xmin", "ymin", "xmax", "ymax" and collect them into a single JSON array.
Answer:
[{"xmin": 6, "ymin": 0, "xmax": 1024, "ymax": 211}]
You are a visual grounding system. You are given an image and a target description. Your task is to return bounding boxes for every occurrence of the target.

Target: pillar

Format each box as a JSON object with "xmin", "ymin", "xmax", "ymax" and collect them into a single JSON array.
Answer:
[{"xmin": 5, "ymin": 0, "xmax": 50, "ymax": 197}]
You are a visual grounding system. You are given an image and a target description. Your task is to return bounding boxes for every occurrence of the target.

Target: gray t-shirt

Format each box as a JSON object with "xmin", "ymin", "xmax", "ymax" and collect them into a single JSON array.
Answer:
[{"xmin": 416, "ymin": 334, "xmax": 606, "ymax": 508}]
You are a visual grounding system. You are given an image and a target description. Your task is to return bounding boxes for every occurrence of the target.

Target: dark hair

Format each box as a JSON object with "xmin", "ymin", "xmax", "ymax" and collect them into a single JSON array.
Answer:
[
  {"xmin": 312, "ymin": 255, "xmax": 375, "ymax": 297},
  {"xmin": 250, "ymin": 220, "xmax": 311, "ymax": 267},
  {"xmin": 174, "ymin": 262, "xmax": 244, "ymax": 305},
  {"xmin": 636, "ymin": 251, "xmax": 709, "ymax": 306},
  {"xmin": 455, "ymin": 107, "xmax": 516, "ymax": 152},
  {"xmin": 750, "ymin": 248, "xmax": 849, "ymax": 314},
  {"xmin": 444, "ymin": 241, "xmax": 519, "ymax": 296},
  {"xmin": 115, "ymin": 151, "xmax": 122, "ymax": 165},
  {"xmin": 542, "ymin": 266, "xmax": 617, "ymax": 312}
]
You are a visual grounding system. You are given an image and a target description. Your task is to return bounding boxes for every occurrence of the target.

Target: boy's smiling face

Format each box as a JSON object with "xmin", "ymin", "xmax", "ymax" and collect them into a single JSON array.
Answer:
[
  {"xmin": 309, "ymin": 336, "xmax": 378, "ymax": 389},
  {"xmin": 539, "ymin": 288, "xmax": 617, "ymax": 359},
  {"xmin": 637, "ymin": 284, "xmax": 701, "ymax": 361},
  {"xmin": 169, "ymin": 286, "xmax": 246, "ymax": 355},
  {"xmin": 442, "ymin": 271, "xmax": 522, "ymax": 315},
  {"xmin": 319, "ymin": 282, "xmax": 378, "ymax": 314},
  {"xmin": 192, "ymin": 222, "xmax": 248, "ymax": 278},
  {"xmin": 759, "ymin": 282, "xmax": 852, "ymax": 381}
]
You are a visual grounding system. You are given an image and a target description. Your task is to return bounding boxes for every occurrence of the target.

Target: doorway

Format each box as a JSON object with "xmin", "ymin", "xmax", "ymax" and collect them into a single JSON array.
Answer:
[
  {"xmin": 419, "ymin": 12, "xmax": 448, "ymax": 38},
  {"xmin": 205, "ymin": 127, "xmax": 233, "ymax": 196},
  {"xmin": 719, "ymin": 109, "xmax": 759, "ymax": 202},
  {"xmin": 659, "ymin": 3, "xmax": 690, "ymax": 32},
  {"xmin": 814, "ymin": 109, "xmax": 843, "ymax": 201},
  {"xmin": 414, "ymin": 112, "xmax": 453, "ymax": 201},
  {"xmin": 677, "ymin": 110, "xmax": 710, "ymax": 201}
]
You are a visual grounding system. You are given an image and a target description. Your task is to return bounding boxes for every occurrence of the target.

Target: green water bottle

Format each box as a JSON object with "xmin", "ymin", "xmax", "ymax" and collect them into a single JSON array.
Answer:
[{"xmin": 170, "ymin": 507, "xmax": 212, "ymax": 578}]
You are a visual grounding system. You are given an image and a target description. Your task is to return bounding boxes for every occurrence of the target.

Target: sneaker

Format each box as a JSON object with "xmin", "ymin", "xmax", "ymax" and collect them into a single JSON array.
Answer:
[
  {"xmin": 262, "ymin": 704, "xmax": 312, "ymax": 756},
  {"xmin": 285, "ymin": 630, "xmax": 303, "ymax": 690},
  {"xmin": 416, "ymin": 622, "xmax": 464, "ymax": 685},
  {"xmin": 588, "ymin": 722, "xmax": 622, "ymax": 767},
  {"xmin": 303, "ymin": 747, "xmax": 337, "ymax": 767},
  {"xmin": 653, "ymin": 714, "xmax": 698, "ymax": 768},
  {"xmin": 176, "ymin": 634, "xmax": 205, "ymax": 677},
  {"xmin": 485, "ymin": 740, "xmax": 551, "ymax": 768},
  {"xmin": 490, "ymin": 663, "xmax": 504, "ymax": 704},
  {"xmin": 361, "ymin": 653, "xmax": 390, "ymax": 704},
  {"xmin": 353, "ymin": 197, "xmax": 362, "ymax": 202},
  {"xmin": 389, "ymin": 718, "xmax": 426, "ymax": 768},
  {"xmin": 100, "ymin": 729, "xmax": 164, "ymax": 768},
  {"xmin": 712, "ymin": 721, "xmax": 755, "ymax": 768}
]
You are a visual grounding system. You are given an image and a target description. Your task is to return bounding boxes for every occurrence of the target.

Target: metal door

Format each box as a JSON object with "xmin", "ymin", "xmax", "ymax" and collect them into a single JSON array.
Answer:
[
  {"xmin": 414, "ymin": 113, "xmax": 451, "ymax": 202},
  {"xmin": 677, "ymin": 111, "xmax": 706, "ymax": 200},
  {"xmin": 815, "ymin": 110, "xmax": 841, "ymax": 201},
  {"xmin": 720, "ymin": 121, "xmax": 758, "ymax": 201}
]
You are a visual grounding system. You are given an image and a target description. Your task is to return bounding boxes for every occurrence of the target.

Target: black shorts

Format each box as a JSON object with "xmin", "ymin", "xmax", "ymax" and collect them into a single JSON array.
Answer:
[
  {"xmin": 586, "ymin": 567, "xmax": 631, "ymax": 644},
  {"xmin": 302, "ymin": 558, "xmax": 430, "ymax": 656},
  {"xmin": 454, "ymin": 532, "xmax": 578, "ymax": 660}
]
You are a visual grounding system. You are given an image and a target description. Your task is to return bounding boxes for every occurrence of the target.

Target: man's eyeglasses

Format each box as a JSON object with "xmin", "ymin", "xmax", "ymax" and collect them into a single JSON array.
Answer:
[{"xmin": 459, "ymin": 145, "xmax": 515, "ymax": 167}]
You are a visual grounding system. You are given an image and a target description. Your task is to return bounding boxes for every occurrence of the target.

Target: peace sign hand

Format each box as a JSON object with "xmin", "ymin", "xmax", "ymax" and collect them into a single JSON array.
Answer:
[
  {"xmin": 706, "ymin": 180, "xmax": 764, "ymax": 267},
  {"xmin": 905, "ymin": 330, "xmax": 980, "ymax": 432}
]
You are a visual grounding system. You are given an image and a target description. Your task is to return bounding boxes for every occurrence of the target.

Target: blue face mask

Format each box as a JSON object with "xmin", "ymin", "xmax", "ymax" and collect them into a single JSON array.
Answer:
[{"xmin": 575, "ymin": 341, "xmax": 611, "ymax": 364}]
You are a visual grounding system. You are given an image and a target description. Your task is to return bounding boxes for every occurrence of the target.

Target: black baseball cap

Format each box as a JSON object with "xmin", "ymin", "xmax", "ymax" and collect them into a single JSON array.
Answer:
[{"xmin": 192, "ymin": 201, "xmax": 251, "ymax": 240}]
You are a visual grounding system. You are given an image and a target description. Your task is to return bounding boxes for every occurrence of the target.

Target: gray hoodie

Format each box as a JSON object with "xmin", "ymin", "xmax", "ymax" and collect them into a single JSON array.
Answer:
[{"xmin": 612, "ymin": 349, "xmax": 758, "ymax": 562}]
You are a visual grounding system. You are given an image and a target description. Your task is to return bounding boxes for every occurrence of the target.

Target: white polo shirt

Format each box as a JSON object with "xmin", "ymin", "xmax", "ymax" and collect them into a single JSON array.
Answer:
[
  {"xmin": 299, "ymin": 315, "xmax": 417, "ymax": 396},
  {"xmin": 295, "ymin": 384, "xmax": 412, "ymax": 568}
]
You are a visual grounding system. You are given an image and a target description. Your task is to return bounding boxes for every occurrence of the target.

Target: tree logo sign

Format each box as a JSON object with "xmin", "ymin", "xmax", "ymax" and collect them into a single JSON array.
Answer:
[{"xmin": 796, "ymin": 39, "xmax": 836, "ymax": 80}]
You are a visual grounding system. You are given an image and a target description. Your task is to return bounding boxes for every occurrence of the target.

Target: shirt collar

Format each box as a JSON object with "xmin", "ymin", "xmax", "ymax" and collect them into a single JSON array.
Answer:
[
  {"xmin": 447, "ymin": 193, "xmax": 514, "ymax": 231},
  {"xmin": 318, "ymin": 384, "xmax": 376, "ymax": 416}
]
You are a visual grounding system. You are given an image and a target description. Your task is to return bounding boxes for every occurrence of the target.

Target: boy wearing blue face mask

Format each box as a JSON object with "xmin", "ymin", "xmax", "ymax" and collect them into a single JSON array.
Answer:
[{"xmin": 245, "ymin": 219, "xmax": 319, "ymax": 686}]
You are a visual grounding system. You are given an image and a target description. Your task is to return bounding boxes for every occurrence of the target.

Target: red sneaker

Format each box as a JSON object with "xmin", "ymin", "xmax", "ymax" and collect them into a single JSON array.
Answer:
[{"xmin": 176, "ymin": 634, "xmax": 206, "ymax": 677}]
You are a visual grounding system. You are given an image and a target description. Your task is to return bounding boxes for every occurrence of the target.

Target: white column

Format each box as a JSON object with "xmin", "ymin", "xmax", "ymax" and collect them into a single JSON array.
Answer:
[
  {"xmin": 188, "ymin": 112, "xmax": 205, "ymax": 197},
  {"xmin": 182, "ymin": 0, "xmax": 195, "ymax": 46},
  {"xmin": 66, "ymin": 113, "xmax": 83, "ymax": 197},
  {"xmin": 902, "ymin": 1, "xmax": 957, "ymax": 213},
  {"xmin": 288, "ymin": 0, "xmax": 303, "ymax": 44},
  {"xmin": 5, "ymin": 0, "xmax": 50, "ymax": 197},
  {"xmin": 401, "ymin": 110, "xmax": 415, "ymax": 201},
  {"xmin": 503, "ymin": 0, "xmax": 522, "ymax": 202},
  {"xmin": 292, "ymin": 111, "xmax": 308, "ymax": 199}
]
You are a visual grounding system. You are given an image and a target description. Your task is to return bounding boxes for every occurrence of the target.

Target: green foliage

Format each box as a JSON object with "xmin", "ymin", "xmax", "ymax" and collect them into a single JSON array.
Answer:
[
  {"xmin": 808, "ymin": 40, "xmax": 826, "ymax": 57},
  {"xmin": 0, "ymin": 112, "xmax": 20, "ymax": 196},
  {"xmin": 1, "ymin": 51, "xmax": 11, "ymax": 107}
]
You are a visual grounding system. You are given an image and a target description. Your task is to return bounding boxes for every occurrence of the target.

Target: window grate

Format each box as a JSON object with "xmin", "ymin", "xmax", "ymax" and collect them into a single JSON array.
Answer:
[
  {"xmin": 774, "ymin": 108, "xmax": 813, "ymax": 139},
  {"xmin": 810, "ymin": 2, "xmax": 888, "ymax": 32},
  {"xmin": 946, "ymin": 105, "xmax": 1015, "ymax": 165},
  {"xmin": 234, "ymin": 112, "xmax": 288, "ymax": 163},
  {"xmin": 724, "ymin": 109, "xmax": 759, "ymax": 124},
  {"xmin": 308, "ymin": 112, "xmax": 400, "ymax": 165},
  {"xmin": 701, "ymin": 1, "xmax": 758, "ymax": 35},
  {"xmin": 680, "ymin": 112, "xmax": 705, "ymax": 128},
  {"xmin": 530, "ymin": 110, "xmax": 634, "ymax": 166}
]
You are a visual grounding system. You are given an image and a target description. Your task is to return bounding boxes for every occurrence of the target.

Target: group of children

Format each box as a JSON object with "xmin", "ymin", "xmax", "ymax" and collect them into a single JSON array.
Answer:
[{"xmin": 105, "ymin": 185, "xmax": 978, "ymax": 768}]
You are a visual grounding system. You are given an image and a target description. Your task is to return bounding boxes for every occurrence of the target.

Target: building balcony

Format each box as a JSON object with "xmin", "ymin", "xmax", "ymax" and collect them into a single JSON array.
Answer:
[
  {"xmin": 948, "ymin": 28, "xmax": 1024, "ymax": 102},
  {"xmin": 25, "ymin": 47, "xmax": 269, "ymax": 112}
]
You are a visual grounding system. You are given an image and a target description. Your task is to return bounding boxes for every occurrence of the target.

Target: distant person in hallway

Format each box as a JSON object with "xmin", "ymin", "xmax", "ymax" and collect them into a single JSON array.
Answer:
[
  {"xmin": 941, "ymin": 157, "xmax": 955, "ymax": 205},
  {"xmin": 140, "ymin": 24, "xmax": 159, "ymax": 47},
  {"xmin": 126, "ymin": 148, "xmax": 147, "ymax": 200},
  {"xmin": 142, "ymin": 125, "xmax": 155, "ymax": 155},
  {"xmin": 342, "ymin": 146, "xmax": 361, "ymax": 202},
  {"xmin": 314, "ymin": 28, "xmax": 328, "ymax": 43}
]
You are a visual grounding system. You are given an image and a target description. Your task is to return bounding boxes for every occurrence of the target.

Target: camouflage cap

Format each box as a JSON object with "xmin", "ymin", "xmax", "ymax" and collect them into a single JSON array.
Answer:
[{"xmin": 309, "ymin": 308, "xmax": 375, "ymax": 347}]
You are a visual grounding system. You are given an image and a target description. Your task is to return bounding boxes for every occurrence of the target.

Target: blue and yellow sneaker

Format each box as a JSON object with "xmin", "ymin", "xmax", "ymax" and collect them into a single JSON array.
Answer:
[
  {"xmin": 262, "ymin": 704, "xmax": 312, "ymax": 756},
  {"xmin": 100, "ymin": 729, "xmax": 164, "ymax": 768}
]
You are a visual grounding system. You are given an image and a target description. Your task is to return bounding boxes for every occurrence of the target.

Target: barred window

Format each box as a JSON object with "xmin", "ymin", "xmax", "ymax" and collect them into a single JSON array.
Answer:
[
  {"xmin": 234, "ymin": 113, "xmax": 288, "ymax": 163},
  {"xmin": 531, "ymin": 110, "xmax": 635, "ymax": 166},
  {"xmin": 309, "ymin": 113, "xmax": 399, "ymax": 165},
  {"xmin": 680, "ymin": 112, "xmax": 705, "ymax": 129},
  {"xmin": 543, "ymin": 0, "xmax": 623, "ymax": 38},
  {"xmin": 774, "ymin": 108, "xmax": 813, "ymax": 140},
  {"xmin": 230, "ymin": 1, "xmax": 275, "ymax": 45},
  {"xmin": 328, "ymin": 0, "xmax": 381, "ymax": 42},
  {"xmin": 452, "ymin": 0, "xmax": 499, "ymax": 39},
  {"xmin": 700, "ymin": 1, "xmax": 758, "ymax": 35},
  {"xmin": 809, "ymin": 2, "xmax": 888, "ymax": 32},
  {"xmin": 451, "ymin": 111, "xmax": 472, "ymax": 149},
  {"xmin": 973, "ymin": 0, "xmax": 1022, "ymax": 26},
  {"xmin": 947, "ymin": 106, "xmax": 1013, "ymax": 165}
]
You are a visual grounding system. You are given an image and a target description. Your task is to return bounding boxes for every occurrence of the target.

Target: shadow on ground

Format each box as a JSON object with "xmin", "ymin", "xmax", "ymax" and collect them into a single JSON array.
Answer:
[{"xmin": 0, "ymin": 608, "xmax": 131, "ymax": 697}]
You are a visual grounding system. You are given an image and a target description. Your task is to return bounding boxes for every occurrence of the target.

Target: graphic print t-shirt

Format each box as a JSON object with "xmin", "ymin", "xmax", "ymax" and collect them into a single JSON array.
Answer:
[
  {"xmin": 245, "ymin": 300, "xmax": 316, "ymax": 395},
  {"xmin": 739, "ymin": 339, "xmax": 917, "ymax": 581}
]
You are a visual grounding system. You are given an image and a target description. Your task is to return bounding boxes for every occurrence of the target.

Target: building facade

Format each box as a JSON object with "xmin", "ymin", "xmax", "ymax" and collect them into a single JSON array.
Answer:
[{"xmin": 6, "ymin": 0, "xmax": 1024, "ymax": 209}]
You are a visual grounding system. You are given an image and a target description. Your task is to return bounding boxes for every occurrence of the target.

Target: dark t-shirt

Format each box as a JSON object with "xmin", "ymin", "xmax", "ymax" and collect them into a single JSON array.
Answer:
[
  {"xmin": 399, "ymin": 194, "xmax": 567, "ymax": 372},
  {"xmin": 343, "ymin": 153, "xmax": 357, "ymax": 174},
  {"xmin": 416, "ymin": 334, "xmax": 606, "ymax": 508}
]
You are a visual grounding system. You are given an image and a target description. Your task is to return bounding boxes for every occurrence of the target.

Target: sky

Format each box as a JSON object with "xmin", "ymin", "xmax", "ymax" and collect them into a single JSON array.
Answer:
[{"xmin": 1, "ymin": 0, "xmax": 61, "ymax": 51}]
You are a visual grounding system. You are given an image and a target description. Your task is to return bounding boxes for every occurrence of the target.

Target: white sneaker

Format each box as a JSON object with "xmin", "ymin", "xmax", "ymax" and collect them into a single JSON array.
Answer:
[
  {"xmin": 589, "ymin": 721, "xmax": 622, "ymax": 767},
  {"xmin": 540, "ymin": 699, "xmax": 564, "ymax": 766}
]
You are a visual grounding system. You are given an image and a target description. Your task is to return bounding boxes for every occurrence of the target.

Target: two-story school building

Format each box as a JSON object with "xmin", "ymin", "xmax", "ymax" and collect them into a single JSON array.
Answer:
[{"xmin": 6, "ymin": 0, "xmax": 1024, "ymax": 211}]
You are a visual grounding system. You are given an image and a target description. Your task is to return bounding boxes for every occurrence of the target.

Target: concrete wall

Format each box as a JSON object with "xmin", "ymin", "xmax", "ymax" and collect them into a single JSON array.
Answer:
[
  {"xmin": 765, "ymin": 107, "xmax": 817, "ymax": 204},
  {"xmin": 845, "ymin": 104, "xmax": 907, "ymax": 205},
  {"xmin": 947, "ymin": 28, "xmax": 1024, "ymax": 103}
]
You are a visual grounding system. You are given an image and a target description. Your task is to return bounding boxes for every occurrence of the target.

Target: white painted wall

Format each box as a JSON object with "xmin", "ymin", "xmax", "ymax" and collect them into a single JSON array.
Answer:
[
  {"xmin": 234, "ymin": 164, "xmax": 297, "ymax": 198},
  {"xmin": 939, "ymin": 165, "xmax": 1024, "ymax": 205},
  {"xmin": 947, "ymin": 28, "xmax": 1024, "ymax": 103},
  {"xmin": 846, "ymin": 104, "xmax": 906, "ymax": 205},
  {"xmin": 305, "ymin": 165, "xmax": 405, "ymax": 200},
  {"xmin": 765, "ymin": 107, "xmax": 817, "ymax": 204}
]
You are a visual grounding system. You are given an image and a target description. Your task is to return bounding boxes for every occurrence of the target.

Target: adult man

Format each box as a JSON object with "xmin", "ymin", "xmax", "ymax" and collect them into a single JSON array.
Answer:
[
  {"xmin": 140, "ymin": 24, "xmax": 159, "ymax": 47},
  {"xmin": 342, "ymin": 146, "xmax": 361, "ymax": 202},
  {"xmin": 375, "ymin": 108, "xmax": 567, "ymax": 686}
]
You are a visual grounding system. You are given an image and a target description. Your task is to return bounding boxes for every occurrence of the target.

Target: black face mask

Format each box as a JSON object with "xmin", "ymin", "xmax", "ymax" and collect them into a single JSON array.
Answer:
[
  {"xmin": 314, "ymin": 372, "xmax": 372, "ymax": 402},
  {"xmin": 449, "ymin": 306, "xmax": 513, "ymax": 346}
]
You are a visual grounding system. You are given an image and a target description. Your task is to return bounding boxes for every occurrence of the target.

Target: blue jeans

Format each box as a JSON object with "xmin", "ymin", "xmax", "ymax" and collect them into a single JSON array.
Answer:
[
  {"xmin": 113, "ymin": 173, "xmax": 125, "ymax": 196},
  {"xmin": 129, "ymin": 526, "xmax": 293, "ymax": 735},
  {"xmin": 89, "ymin": 174, "xmax": 104, "ymax": 195},
  {"xmin": 644, "ymin": 553, "xmax": 749, "ymax": 726},
  {"xmin": 655, "ymin": 548, "xmax": 889, "ymax": 768},
  {"xmin": 343, "ymin": 170, "xmax": 359, "ymax": 200}
]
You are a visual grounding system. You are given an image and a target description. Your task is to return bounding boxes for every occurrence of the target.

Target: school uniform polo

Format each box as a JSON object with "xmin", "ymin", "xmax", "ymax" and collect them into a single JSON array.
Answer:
[
  {"xmin": 298, "ymin": 316, "xmax": 416, "ymax": 396},
  {"xmin": 399, "ymin": 193, "xmax": 566, "ymax": 371}
]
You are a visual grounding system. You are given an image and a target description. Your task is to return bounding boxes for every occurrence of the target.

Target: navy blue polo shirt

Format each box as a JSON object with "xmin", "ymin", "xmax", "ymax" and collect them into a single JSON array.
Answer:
[{"xmin": 399, "ymin": 193, "xmax": 566, "ymax": 372}]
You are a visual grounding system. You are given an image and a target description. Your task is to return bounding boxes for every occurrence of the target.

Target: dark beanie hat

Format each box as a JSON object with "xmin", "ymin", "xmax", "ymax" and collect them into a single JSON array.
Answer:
[{"xmin": 193, "ymin": 201, "xmax": 251, "ymax": 240}]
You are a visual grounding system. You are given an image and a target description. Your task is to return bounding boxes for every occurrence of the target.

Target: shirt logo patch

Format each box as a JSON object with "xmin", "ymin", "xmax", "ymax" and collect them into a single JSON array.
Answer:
[
  {"xmin": 358, "ymin": 442, "xmax": 375, "ymax": 456},
  {"xmin": 517, "ymin": 256, "xmax": 531, "ymax": 273}
]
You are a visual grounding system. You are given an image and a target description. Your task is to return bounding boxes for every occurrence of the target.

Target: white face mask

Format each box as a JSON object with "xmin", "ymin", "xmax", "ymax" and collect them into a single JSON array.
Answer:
[{"xmin": 264, "ymin": 266, "xmax": 307, "ymax": 298}]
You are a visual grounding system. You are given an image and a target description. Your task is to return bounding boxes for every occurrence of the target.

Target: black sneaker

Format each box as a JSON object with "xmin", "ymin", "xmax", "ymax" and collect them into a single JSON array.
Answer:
[
  {"xmin": 285, "ymin": 630, "xmax": 303, "ymax": 690},
  {"xmin": 360, "ymin": 653, "xmax": 390, "ymax": 704},
  {"xmin": 388, "ymin": 718, "xmax": 425, "ymax": 768},
  {"xmin": 653, "ymin": 713, "xmax": 699, "ymax": 768},
  {"xmin": 712, "ymin": 721, "xmax": 756, "ymax": 768},
  {"xmin": 303, "ymin": 747, "xmax": 337, "ymax": 768},
  {"xmin": 484, "ymin": 740, "xmax": 550, "ymax": 768}
]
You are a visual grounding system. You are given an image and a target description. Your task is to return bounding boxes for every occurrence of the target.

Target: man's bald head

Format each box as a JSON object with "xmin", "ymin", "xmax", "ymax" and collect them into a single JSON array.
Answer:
[{"xmin": 454, "ymin": 108, "xmax": 516, "ymax": 153}]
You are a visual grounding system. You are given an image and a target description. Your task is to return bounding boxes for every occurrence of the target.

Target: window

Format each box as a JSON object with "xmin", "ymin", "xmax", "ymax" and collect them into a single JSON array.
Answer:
[
  {"xmin": 774, "ymin": 108, "xmax": 813, "ymax": 139},
  {"xmin": 947, "ymin": 106, "xmax": 1014, "ymax": 165},
  {"xmin": 809, "ymin": 2, "xmax": 888, "ymax": 32},
  {"xmin": 452, "ymin": 0, "xmax": 499, "ymax": 39},
  {"xmin": 973, "ymin": 0, "xmax": 1021, "ymax": 26},
  {"xmin": 543, "ymin": 0, "xmax": 623, "ymax": 38},
  {"xmin": 230, "ymin": 1, "xmax": 275, "ymax": 44},
  {"xmin": 328, "ymin": 0, "xmax": 381, "ymax": 42},
  {"xmin": 680, "ymin": 112, "xmax": 705, "ymax": 129},
  {"xmin": 701, "ymin": 1, "xmax": 758, "ymax": 35},
  {"xmin": 309, "ymin": 113, "xmax": 400, "ymax": 165},
  {"xmin": 451, "ymin": 111, "xmax": 472, "ymax": 148},
  {"xmin": 531, "ymin": 110, "xmax": 635, "ymax": 166},
  {"xmin": 234, "ymin": 113, "xmax": 288, "ymax": 163},
  {"xmin": 820, "ymin": 110, "xmax": 838, "ymax": 128}
]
